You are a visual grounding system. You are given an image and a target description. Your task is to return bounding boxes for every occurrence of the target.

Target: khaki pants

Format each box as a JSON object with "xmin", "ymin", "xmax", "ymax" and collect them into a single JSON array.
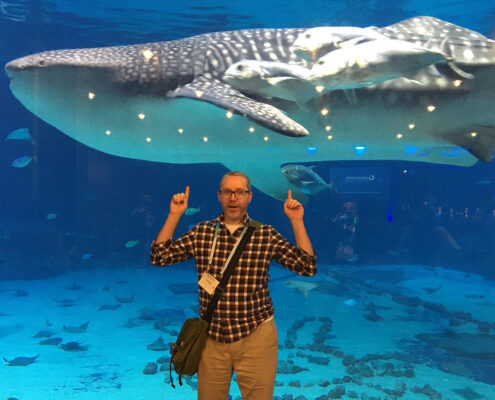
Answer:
[{"xmin": 197, "ymin": 319, "xmax": 278, "ymax": 400}]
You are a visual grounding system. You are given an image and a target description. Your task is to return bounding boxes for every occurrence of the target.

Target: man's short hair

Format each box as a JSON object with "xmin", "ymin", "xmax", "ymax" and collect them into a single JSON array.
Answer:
[{"xmin": 219, "ymin": 171, "xmax": 251, "ymax": 191}]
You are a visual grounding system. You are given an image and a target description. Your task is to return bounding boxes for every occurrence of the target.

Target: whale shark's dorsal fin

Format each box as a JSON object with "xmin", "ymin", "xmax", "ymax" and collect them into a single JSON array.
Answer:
[{"xmin": 169, "ymin": 76, "xmax": 309, "ymax": 138}]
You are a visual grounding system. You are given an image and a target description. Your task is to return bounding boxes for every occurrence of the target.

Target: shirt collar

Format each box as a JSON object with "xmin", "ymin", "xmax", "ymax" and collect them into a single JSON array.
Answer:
[{"xmin": 217, "ymin": 212, "xmax": 249, "ymax": 225}]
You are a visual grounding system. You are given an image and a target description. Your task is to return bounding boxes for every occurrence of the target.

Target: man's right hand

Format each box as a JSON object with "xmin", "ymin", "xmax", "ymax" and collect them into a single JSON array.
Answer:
[{"xmin": 170, "ymin": 186, "xmax": 189, "ymax": 216}]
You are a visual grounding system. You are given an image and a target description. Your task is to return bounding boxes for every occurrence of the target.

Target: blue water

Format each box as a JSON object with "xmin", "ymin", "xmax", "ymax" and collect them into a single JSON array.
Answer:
[{"xmin": 1, "ymin": 1, "xmax": 495, "ymax": 399}]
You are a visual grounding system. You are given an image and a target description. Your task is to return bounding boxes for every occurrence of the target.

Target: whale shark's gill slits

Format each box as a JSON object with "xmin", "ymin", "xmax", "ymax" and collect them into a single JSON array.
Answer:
[
  {"xmin": 192, "ymin": 35, "xmax": 211, "ymax": 78},
  {"xmin": 177, "ymin": 37, "xmax": 196, "ymax": 86},
  {"xmin": 275, "ymin": 29, "xmax": 288, "ymax": 59},
  {"xmin": 205, "ymin": 37, "xmax": 229, "ymax": 77}
]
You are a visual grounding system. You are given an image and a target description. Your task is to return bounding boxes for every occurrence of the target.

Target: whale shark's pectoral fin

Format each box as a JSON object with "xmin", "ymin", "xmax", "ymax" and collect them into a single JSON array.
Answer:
[
  {"xmin": 442, "ymin": 124, "xmax": 495, "ymax": 162},
  {"xmin": 169, "ymin": 76, "xmax": 309, "ymax": 137}
]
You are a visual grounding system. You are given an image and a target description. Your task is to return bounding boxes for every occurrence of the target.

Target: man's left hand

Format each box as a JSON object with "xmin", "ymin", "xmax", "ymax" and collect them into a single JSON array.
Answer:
[{"xmin": 284, "ymin": 190, "xmax": 304, "ymax": 221}]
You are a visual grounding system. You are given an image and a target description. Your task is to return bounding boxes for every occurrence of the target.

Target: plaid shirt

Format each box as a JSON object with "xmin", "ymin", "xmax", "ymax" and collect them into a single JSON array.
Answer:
[{"xmin": 150, "ymin": 213, "xmax": 316, "ymax": 343}]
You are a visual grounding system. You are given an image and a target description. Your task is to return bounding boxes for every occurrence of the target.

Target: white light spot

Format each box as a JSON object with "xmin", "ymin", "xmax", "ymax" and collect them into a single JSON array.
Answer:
[
  {"xmin": 327, "ymin": 135, "xmax": 333, "ymax": 140},
  {"xmin": 226, "ymin": 111, "xmax": 233, "ymax": 119},
  {"xmin": 403, "ymin": 169, "xmax": 408, "ymax": 174},
  {"xmin": 88, "ymin": 92, "xmax": 95, "ymax": 100},
  {"xmin": 203, "ymin": 137, "xmax": 208, "ymax": 142},
  {"xmin": 138, "ymin": 113, "xmax": 146, "ymax": 119},
  {"xmin": 426, "ymin": 105, "xmax": 436, "ymax": 112},
  {"xmin": 178, "ymin": 128, "xmax": 184, "ymax": 134},
  {"xmin": 315, "ymin": 85, "xmax": 325, "ymax": 93},
  {"xmin": 142, "ymin": 49, "xmax": 154, "ymax": 61},
  {"xmin": 453, "ymin": 80, "xmax": 463, "ymax": 87},
  {"xmin": 105, "ymin": 130, "xmax": 111, "ymax": 136},
  {"xmin": 195, "ymin": 90, "xmax": 204, "ymax": 98},
  {"xmin": 264, "ymin": 136, "xmax": 269, "ymax": 141},
  {"xmin": 249, "ymin": 126, "xmax": 255, "ymax": 133},
  {"xmin": 146, "ymin": 137, "xmax": 152, "ymax": 142},
  {"xmin": 408, "ymin": 124, "xmax": 415, "ymax": 130},
  {"xmin": 463, "ymin": 49, "xmax": 474, "ymax": 60},
  {"xmin": 396, "ymin": 133, "xmax": 403, "ymax": 139},
  {"xmin": 320, "ymin": 108, "xmax": 329, "ymax": 116},
  {"xmin": 325, "ymin": 125, "xmax": 332, "ymax": 131},
  {"xmin": 470, "ymin": 132, "xmax": 478, "ymax": 137}
]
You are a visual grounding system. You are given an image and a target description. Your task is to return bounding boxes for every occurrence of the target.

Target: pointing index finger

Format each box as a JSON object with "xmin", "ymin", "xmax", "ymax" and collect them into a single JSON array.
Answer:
[
  {"xmin": 287, "ymin": 190, "xmax": 292, "ymax": 200},
  {"xmin": 185, "ymin": 186, "xmax": 190, "ymax": 200}
]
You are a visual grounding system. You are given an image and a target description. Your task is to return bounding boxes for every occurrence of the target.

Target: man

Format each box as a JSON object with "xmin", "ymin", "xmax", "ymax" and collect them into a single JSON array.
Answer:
[{"xmin": 150, "ymin": 171, "xmax": 316, "ymax": 400}]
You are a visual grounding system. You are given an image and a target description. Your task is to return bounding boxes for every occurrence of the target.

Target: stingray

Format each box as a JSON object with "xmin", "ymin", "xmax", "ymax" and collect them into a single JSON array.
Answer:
[
  {"xmin": 59, "ymin": 341, "xmax": 88, "ymax": 352},
  {"xmin": 146, "ymin": 336, "xmax": 169, "ymax": 351},
  {"xmin": 39, "ymin": 337, "xmax": 62, "ymax": 346},
  {"xmin": 114, "ymin": 294, "xmax": 135, "ymax": 304},
  {"xmin": 3, "ymin": 355, "xmax": 38, "ymax": 366},
  {"xmin": 98, "ymin": 304, "xmax": 121, "ymax": 311},
  {"xmin": 62, "ymin": 321, "xmax": 89, "ymax": 333},
  {"xmin": 32, "ymin": 330, "xmax": 54, "ymax": 338}
]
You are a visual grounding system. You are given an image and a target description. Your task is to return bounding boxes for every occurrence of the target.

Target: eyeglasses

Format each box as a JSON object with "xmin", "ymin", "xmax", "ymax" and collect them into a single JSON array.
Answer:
[{"xmin": 218, "ymin": 189, "xmax": 251, "ymax": 199}]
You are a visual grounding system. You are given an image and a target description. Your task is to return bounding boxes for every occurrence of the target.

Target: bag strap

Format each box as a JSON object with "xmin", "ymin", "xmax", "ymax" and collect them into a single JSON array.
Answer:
[{"xmin": 202, "ymin": 219, "xmax": 261, "ymax": 323}]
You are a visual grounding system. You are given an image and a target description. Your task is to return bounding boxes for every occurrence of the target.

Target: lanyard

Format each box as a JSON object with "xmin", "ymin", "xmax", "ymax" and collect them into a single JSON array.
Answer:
[{"xmin": 207, "ymin": 221, "xmax": 249, "ymax": 275}]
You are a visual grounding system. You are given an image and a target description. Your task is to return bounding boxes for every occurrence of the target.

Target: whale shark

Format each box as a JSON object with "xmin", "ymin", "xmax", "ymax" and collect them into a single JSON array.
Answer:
[{"xmin": 5, "ymin": 17, "xmax": 495, "ymax": 201}]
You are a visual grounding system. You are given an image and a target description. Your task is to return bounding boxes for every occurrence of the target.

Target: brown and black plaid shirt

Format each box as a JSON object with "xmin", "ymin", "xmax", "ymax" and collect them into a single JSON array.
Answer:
[{"xmin": 150, "ymin": 213, "xmax": 317, "ymax": 343}]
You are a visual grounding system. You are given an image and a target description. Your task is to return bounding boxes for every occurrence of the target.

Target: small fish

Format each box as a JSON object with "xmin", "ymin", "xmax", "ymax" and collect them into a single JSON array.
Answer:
[
  {"xmin": 125, "ymin": 240, "xmax": 140, "ymax": 248},
  {"xmin": 476, "ymin": 179, "xmax": 492, "ymax": 186},
  {"xmin": 11, "ymin": 155, "xmax": 32, "ymax": 168},
  {"xmin": 52, "ymin": 297, "xmax": 78, "ymax": 305},
  {"xmin": 185, "ymin": 207, "xmax": 201, "ymax": 216},
  {"xmin": 62, "ymin": 321, "xmax": 89, "ymax": 333},
  {"xmin": 4, "ymin": 127, "xmax": 32, "ymax": 142},
  {"xmin": 344, "ymin": 298, "xmax": 356, "ymax": 306},
  {"xmin": 13, "ymin": 289, "xmax": 29, "ymax": 297},
  {"xmin": 45, "ymin": 213, "xmax": 57, "ymax": 220},
  {"xmin": 284, "ymin": 280, "xmax": 318, "ymax": 298},
  {"xmin": 3, "ymin": 355, "xmax": 38, "ymax": 366},
  {"xmin": 67, "ymin": 282, "xmax": 82, "ymax": 291},
  {"xmin": 281, "ymin": 164, "xmax": 337, "ymax": 196},
  {"xmin": 81, "ymin": 253, "xmax": 92, "ymax": 260}
]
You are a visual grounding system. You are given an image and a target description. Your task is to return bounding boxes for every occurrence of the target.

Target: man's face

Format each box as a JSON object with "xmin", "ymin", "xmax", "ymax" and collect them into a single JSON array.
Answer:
[{"xmin": 218, "ymin": 175, "xmax": 252, "ymax": 224}]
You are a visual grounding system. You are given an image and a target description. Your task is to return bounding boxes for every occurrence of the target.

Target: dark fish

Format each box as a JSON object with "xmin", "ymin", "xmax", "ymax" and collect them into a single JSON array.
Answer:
[
  {"xmin": 98, "ymin": 304, "xmax": 121, "ymax": 311},
  {"xmin": 114, "ymin": 294, "xmax": 135, "ymax": 304},
  {"xmin": 59, "ymin": 341, "xmax": 88, "ymax": 352},
  {"xmin": 66, "ymin": 282, "xmax": 82, "ymax": 291},
  {"xmin": 62, "ymin": 321, "xmax": 89, "ymax": 333},
  {"xmin": 281, "ymin": 164, "xmax": 337, "ymax": 196},
  {"xmin": 32, "ymin": 330, "xmax": 54, "ymax": 338},
  {"xmin": 3, "ymin": 355, "xmax": 38, "ymax": 366},
  {"xmin": 146, "ymin": 336, "xmax": 169, "ymax": 351},
  {"xmin": 39, "ymin": 337, "xmax": 62, "ymax": 346}
]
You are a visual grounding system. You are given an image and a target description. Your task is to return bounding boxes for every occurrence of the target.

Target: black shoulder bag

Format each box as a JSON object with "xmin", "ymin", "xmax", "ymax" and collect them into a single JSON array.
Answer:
[{"xmin": 168, "ymin": 219, "xmax": 261, "ymax": 387}]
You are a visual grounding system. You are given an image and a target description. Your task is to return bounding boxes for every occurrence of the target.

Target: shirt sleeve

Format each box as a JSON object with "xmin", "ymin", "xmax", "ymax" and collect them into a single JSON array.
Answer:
[
  {"xmin": 150, "ymin": 227, "xmax": 196, "ymax": 266},
  {"xmin": 270, "ymin": 226, "xmax": 317, "ymax": 276}
]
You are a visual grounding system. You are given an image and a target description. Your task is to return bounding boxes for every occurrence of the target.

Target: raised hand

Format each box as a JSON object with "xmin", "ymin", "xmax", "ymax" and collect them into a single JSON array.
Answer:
[
  {"xmin": 284, "ymin": 190, "xmax": 304, "ymax": 221},
  {"xmin": 170, "ymin": 186, "xmax": 190, "ymax": 216}
]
